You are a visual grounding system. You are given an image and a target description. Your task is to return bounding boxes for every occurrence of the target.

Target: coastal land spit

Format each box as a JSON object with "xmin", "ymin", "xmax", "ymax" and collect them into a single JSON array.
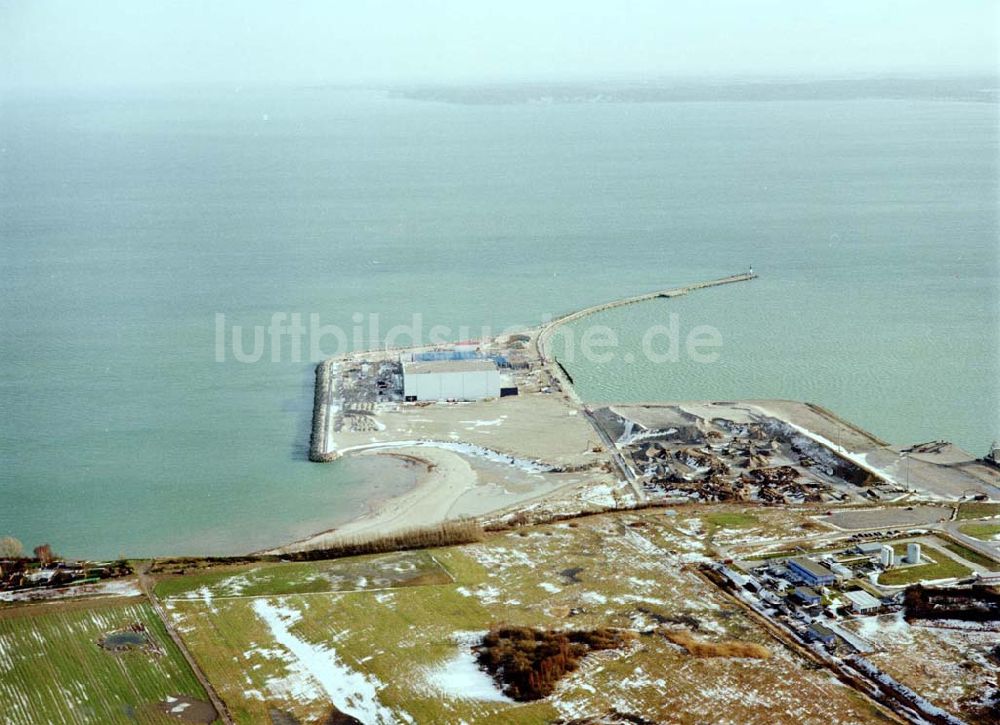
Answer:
[
  {"xmin": 291, "ymin": 271, "xmax": 998, "ymax": 554},
  {"xmin": 3, "ymin": 272, "xmax": 999, "ymax": 725}
]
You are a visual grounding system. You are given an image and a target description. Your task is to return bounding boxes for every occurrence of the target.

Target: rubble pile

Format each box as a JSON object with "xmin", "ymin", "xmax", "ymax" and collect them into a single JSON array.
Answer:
[{"xmin": 626, "ymin": 416, "xmax": 849, "ymax": 504}]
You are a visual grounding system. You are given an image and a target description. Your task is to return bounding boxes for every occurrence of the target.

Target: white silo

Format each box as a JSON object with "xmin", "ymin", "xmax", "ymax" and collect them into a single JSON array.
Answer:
[
  {"xmin": 907, "ymin": 542, "xmax": 921, "ymax": 565},
  {"xmin": 879, "ymin": 545, "xmax": 894, "ymax": 568}
]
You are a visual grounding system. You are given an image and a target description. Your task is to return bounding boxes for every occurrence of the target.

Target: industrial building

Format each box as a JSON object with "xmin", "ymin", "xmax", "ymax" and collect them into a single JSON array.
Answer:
[
  {"xmin": 830, "ymin": 562, "xmax": 853, "ymax": 579},
  {"xmin": 843, "ymin": 589, "xmax": 881, "ymax": 614},
  {"xmin": 805, "ymin": 623, "xmax": 837, "ymax": 645},
  {"xmin": 856, "ymin": 542, "xmax": 884, "ymax": 555},
  {"xmin": 787, "ymin": 557, "xmax": 837, "ymax": 587},
  {"xmin": 793, "ymin": 586, "xmax": 821, "ymax": 605},
  {"xmin": 402, "ymin": 358, "xmax": 501, "ymax": 402}
]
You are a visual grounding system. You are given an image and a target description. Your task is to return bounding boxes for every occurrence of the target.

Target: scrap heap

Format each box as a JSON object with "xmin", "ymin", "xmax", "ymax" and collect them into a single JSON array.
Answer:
[{"xmin": 628, "ymin": 417, "xmax": 835, "ymax": 504}]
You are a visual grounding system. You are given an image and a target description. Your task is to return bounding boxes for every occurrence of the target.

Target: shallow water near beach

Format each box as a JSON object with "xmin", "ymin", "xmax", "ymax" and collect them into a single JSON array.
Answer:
[{"xmin": 1, "ymin": 86, "xmax": 997, "ymax": 557}]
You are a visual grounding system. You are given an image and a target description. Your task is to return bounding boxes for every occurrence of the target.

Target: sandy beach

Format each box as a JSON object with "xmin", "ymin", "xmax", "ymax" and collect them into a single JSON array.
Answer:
[
  {"xmin": 275, "ymin": 442, "xmax": 614, "ymax": 553},
  {"xmin": 276, "ymin": 447, "xmax": 478, "ymax": 552}
]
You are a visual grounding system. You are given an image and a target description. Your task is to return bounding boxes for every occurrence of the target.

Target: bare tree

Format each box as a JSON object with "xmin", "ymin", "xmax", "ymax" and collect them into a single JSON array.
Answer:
[
  {"xmin": 0, "ymin": 536, "xmax": 24, "ymax": 558},
  {"xmin": 33, "ymin": 543, "xmax": 54, "ymax": 564}
]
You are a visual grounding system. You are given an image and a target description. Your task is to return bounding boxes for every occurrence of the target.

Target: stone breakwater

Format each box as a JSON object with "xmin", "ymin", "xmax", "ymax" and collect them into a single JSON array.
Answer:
[
  {"xmin": 534, "ymin": 271, "xmax": 757, "ymax": 402},
  {"xmin": 309, "ymin": 359, "xmax": 338, "ymax": 462}
]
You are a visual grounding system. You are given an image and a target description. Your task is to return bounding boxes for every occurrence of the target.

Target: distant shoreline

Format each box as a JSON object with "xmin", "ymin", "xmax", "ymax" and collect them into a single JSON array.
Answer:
[{"xmin": 389, "ymin": 76, "xmax": 999, "ymax": 106}]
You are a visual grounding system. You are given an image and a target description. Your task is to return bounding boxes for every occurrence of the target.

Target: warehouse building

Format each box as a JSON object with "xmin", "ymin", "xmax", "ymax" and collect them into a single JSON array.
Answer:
[
  {"xmin": 830, "ymin": 562, "xmax": 854, "ymax": 579},
  {"xmin": 787, "ymin": 557, "xmax": 837, "ymax": 587},
  {"xmin": 856, "ymin": 542, "xmax": 884, "ymax": 555},
  {"xmin": 402, "ymin": 358, "xmax": 501, "ymax": 401},
  {"xmin": 843, "ymin": 589, "xmax": 881, "ymax": 614},
  {"xmin": 793, "ymin": 586, "xmax": 822, "ymax": 606},
  {"xmin": 805, "ymin": 623, "xmax": 837, "ymax": 646}
]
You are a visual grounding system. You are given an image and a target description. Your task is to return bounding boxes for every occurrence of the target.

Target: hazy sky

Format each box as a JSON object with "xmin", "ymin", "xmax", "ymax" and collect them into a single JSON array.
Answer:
[{"xmin": 1, "ymin": 0, "xmax": 997, "ymax": 89}]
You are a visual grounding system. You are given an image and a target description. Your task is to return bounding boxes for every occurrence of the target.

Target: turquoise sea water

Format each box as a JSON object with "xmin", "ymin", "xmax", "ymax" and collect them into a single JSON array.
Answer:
[{"xmin": 1, "ymin": 87, "xmax": 997, "ymax": 557}]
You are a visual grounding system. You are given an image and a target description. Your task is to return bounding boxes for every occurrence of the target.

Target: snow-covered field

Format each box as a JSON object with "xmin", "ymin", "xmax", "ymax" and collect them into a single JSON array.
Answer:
[
  {"xmin": 159, "ymin": 506, "xmax": 950, "ymax": 723},
  {"xmin": 251, "ymin": 598, "xmax": 402, "ymax": 724},
  {"xmin": 421, "ymin": 631, "xmax": 512, "ymax": 703},
  {"xmin": 0, "ymin": 577, "xmax": 142, "ymax": 603},
  {"xmin": 844, "ymin": 612, "xmax": 999, "ymax": 722}
]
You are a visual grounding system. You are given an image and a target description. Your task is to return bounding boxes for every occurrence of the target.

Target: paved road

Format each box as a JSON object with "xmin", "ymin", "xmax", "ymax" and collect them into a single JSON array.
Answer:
[
  {"xmin": 582, "ymin": 407, "xmax": 646, "ymax": 502},
  {"xmin": 529, "ymin": 272, "xmax": 757, "ymax": 504},
  {"xmin": 942, "ymin": 520, "xmax": 1000, "ymax": 564}
]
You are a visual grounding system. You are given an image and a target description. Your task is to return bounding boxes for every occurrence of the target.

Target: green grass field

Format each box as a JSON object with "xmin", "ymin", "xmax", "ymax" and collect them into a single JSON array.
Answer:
[
  {"xmin": 154, "ymin": 549, "xmax": 452, "ymax": 599},
  {"xmin": 878, "ymin": 545, "xmax": 974, "ymax": 586},
  {"xmin": 702, "ymin": 511, "xmax": 760, "ymax": 529},
  {"xmin": 165, "ymin": 552, "xmax": 556, "ymax": 724},
  {"xmin": 957, "ymin": 522, "xmax": 1000, "ymax": 542},
  {"xmin": 941, "ymin": 541, "xmax": 999, "ymax": 570},
  {"xmin": 0, "ymin": 598, "xmax": 211, "ymax": 725},
  {"xmin": 956, "ymin": 502, "xmax": 1000, "ymax": 520}
]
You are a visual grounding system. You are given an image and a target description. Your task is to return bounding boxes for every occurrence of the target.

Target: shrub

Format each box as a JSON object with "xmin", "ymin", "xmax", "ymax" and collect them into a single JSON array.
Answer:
[
  {"xmin": 286, "ymin": 519, "xmax": 484, "ymax": 562},
  {"xmin": 148, "ymin": 520, "xmax": 483, "ymax": 575},
  {"xmin": 903, "ymin": 584, "xmax": 1000, "ymax": 622},
  {"xmin": 661, "ymin": 629, "xmax": 770, "ymax": 659},
  {"xmin": 474, "ymin": 625, "xmax": 634, "ymax": 701}
]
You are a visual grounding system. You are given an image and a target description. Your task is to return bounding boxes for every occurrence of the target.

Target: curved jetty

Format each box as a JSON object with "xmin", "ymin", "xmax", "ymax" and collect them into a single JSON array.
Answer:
[{"xmin": 535, "ymin": 271, "xmax": 757, "ymax": 399}]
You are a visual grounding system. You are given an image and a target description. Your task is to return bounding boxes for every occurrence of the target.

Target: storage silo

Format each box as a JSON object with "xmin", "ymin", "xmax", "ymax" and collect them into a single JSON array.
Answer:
[{"xmin": 879, "ymin": 545, "xmax": 894, "ymax": 568}]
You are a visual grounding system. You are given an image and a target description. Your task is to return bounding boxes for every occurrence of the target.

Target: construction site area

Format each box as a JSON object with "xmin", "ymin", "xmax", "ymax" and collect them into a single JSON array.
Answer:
[
  {"xmin": 312, "ymin": 340, "xmax": 595, "ymax": 468},
  {"xmin": 592, "ymin": 401, "xmax": 903, "ymax": 505},
  {"xmin": 591, "ymin": 401, "xmax": 1000, "ymax": 506}
]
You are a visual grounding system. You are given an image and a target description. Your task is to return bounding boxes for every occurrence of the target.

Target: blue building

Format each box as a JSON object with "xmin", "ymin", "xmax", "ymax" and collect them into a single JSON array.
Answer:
[
  {"xmin": 787, "ymin": 557, "xmax": 837, "ymax": 587},
  {"xmin": 805, "ymin": 623, "xmax": 837, "ymax": 645},
  {"xmin": 793, "ymin": 586, "xmax": 822, "ymax": 605}
]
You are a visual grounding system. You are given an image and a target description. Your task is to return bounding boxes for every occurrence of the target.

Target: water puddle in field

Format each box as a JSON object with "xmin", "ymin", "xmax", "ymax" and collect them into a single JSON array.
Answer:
[
  {"xmin": 97, "ymin": 623, "xmax": 163, "ymax": 656},
  {"xmin": 155, "ymin": 695, "xmax": 218, "ymax": 723}
]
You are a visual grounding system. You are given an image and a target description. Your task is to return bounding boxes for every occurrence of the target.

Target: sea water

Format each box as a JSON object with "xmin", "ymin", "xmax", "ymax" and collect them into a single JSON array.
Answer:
[{"xmin": 1, "ymin": 85, "xmax": 996, "ymax": 557}]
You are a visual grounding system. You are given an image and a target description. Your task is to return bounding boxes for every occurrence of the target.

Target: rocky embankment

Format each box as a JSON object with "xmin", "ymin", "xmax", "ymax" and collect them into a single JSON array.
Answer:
[{"xmin": 308, "ymin": 360, "xmax": 338, "ymax": 462}]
